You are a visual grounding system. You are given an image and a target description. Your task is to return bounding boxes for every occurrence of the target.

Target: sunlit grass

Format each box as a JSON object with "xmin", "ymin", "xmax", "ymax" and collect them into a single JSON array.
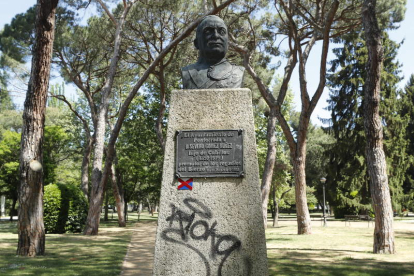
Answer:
[
  {"xmin": 1, "ymin": 212, "xmax": 413, "ymax": 276},
  {"xmin": 0, "ymin": 212, "xmax": 156, "ymax": 276},
  {"xmin": 266, "ymin": 215, "xmax": 414, "ymax": 276}
]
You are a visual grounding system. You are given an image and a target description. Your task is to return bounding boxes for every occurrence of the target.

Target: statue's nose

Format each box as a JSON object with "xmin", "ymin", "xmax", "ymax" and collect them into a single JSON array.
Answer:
[{"xmin": 211, "ymin": 29, "xmax": 219, "ymax": 38}]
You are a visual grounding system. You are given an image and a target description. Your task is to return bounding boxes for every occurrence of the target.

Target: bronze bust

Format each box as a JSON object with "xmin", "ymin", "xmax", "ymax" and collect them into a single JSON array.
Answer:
[{"xmin": 182, "ymin": 15, "xmax": 244, "ymax": 89}]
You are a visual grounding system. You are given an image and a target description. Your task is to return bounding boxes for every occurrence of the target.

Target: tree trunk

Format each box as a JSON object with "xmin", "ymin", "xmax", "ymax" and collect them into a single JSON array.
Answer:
[
  {"xmin": 272, "ymin": 184, "xmax": 279, "ymax": 227},
  {"xmin": 10, "ymin": 196, "xmax": 17, "ymax": 222},
  {"xmin": 17, "ymin": 0, "xmax": 59, "ymax": 257},
  {"xmin": 293, "ymin": 146, "xmax": 312, "ymax": 235},
  {"xmin": 124, "ymin": 200, "xmax": 128, "ymax": 222},
  {"xmin": 110, "ymin": 162, "xmax": 126, "ymax": 227},
  {"xmin": 203, "ymin": 0, "xmax": 208, "ymax": 13},
  {"xmin": 104, "ymin": 189, "xmax": 109, "ymax": 221},
  {"xmin": 362, "ymin": 0, "xmax": 395, "ymax": 254},
  {"xmin": 261, "ymin": 108, "xmax": 277, "ymax": 229},
  {"xmin": 0, "ymin": 195, "xmax": 5, "ymax": 217},
  {"xmin": 80, "ymin": 136, "xmax": 93, "ymax": 199},
  {"xmin": 137, "ymin": 202, "xmax": 142, "ymax": 222},
  {"xmin": 83, "ymin": 4, "xmax": 132, "ymax": 235},
  {"xmin": 83, "ymin": 109, "xmax": 107, "ymax": 235},
  {"xmin": 155, "ymin": 63, "xmax": 166, "ymax": 152},
  {"xmin": 274, "ymin": 188, "xmax": 291, "ymax": 228}
]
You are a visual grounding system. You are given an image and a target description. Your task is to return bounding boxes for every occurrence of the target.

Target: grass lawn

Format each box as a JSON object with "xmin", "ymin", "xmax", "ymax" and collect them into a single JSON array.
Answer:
[
  {"xmin": 0, "ymin": 212, "xmax": 157, "ymax": 276},
  {"xmin": 267, "ymin": 215, "xmax": 414, "ymax": 276},
  {"xmin": 1, "ymin": 212, "xmax": 413, "ymax": 276}
]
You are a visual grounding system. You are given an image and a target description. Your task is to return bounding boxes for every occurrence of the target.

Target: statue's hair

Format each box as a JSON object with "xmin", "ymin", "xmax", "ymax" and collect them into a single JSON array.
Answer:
[{"xmin": 194, "ymin": 15, "xmax": 226, "ymax": 49}]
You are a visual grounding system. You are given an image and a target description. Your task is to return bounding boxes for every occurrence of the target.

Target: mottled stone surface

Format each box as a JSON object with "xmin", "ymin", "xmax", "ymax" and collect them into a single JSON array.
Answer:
[{"xmin": 153, "ymin": 89, "xmax": 268, "ymax": 276}]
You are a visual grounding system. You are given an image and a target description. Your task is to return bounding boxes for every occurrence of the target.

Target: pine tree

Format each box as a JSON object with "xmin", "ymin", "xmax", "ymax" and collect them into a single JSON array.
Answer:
[
  {"xmin": 325, "ymin": 31, "xmax": 408, "ymax": 217},
  {"xmin": 326, "ymin": 32, "xmax": 371, "ymax": 217},
  {"xmin": 400, "ymin": 75, "xmax": 414, "ymax": 210}
]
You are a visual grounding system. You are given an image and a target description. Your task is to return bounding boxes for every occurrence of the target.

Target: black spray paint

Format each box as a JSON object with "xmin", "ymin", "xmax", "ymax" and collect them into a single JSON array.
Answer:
[{"xmin": 161, "ymin": 198, "xmax": 251, "ymax": 276}]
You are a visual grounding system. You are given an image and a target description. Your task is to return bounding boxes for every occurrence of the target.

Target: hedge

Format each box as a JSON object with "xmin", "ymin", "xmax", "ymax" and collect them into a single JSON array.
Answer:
[{"xmin": 44, "ymin": 183, "xmax": 88, "ymax": 233}]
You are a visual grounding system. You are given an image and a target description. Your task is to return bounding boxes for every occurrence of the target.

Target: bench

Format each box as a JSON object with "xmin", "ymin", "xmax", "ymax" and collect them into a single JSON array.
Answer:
[
  {"xmin": 344, "ymin": 215, "xmax": 358, "ymax": 226},
  {"xmin": 344, "ymin": 215, "xmax": 373, "ymax": 227}
]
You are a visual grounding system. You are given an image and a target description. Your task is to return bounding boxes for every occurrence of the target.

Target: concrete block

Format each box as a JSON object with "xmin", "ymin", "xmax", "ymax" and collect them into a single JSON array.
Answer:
[{"xmin": 153, "ymin": 88, "xmax": 268, "ymax": 276}]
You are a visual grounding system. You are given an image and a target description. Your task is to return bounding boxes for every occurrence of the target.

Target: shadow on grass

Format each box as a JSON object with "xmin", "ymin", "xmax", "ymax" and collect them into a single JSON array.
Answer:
[
  {"xmin": 266, "ymin": 238, "xmax": 293, "ymax": 243},
  {"xmin": 268, "ymin": 226, "xmax": 290, "ymax": 229},
  {"xmin": 394, "ymin": 230, "xmax": 414, "ymax": 240},
  {"xmin": 0, "ymin": 222, "xmax": 134, "ymax": 276},
  {"xmin": 268, "ymin": 251, "xmax": 414, "ymax": 276},
  {"xmin": 270, "ymin": 247, "xmax": 368, "ymax": 254},
  {"xmin": 0, "ymin": 221, "xmax": 17, "ymax": 234}
]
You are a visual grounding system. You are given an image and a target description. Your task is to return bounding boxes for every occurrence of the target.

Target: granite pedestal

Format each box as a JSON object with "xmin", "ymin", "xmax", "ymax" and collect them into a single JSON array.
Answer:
[{"xmin": 153, "ymin": 88, "xmax": 268, "ymax": 276}]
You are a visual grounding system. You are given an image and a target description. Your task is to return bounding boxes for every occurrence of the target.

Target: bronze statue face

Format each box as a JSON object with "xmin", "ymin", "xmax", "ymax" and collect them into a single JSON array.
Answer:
[{"xmin": 194, "ymin": 16, "xmax": 228, "ymax": 63}]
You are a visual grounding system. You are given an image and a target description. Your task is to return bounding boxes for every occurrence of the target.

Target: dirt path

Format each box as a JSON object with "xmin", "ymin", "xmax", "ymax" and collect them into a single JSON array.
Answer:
[{"xmin": 121, "ymin": 221, "xmax": 157, "ymax": 276}]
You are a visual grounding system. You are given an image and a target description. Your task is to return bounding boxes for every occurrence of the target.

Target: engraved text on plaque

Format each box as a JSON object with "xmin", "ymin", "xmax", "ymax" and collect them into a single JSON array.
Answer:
[{"xmin": 176, "ymin": 129, "xmax": 244, "ymax": 178}]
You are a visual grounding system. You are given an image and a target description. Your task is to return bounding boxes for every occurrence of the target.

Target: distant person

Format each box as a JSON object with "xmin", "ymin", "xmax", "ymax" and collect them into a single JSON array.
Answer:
[{"xmin": 181, "ymin": 15, "xmax": 244, "ymax": 89}]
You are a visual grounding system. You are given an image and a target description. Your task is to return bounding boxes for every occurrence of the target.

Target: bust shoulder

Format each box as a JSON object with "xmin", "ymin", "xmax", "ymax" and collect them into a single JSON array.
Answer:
[
  {"xmin": 182, "ymin": 63, "xmax": 199, "ymax": 72},
  {"xmin": 181, "ymin": 60, "xmax": 245, "ymax": 89}
]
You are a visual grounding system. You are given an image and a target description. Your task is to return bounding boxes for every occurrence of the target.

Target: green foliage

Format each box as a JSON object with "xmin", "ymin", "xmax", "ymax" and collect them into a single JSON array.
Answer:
[
  {"xmin": 0, "ymin": 6, "xmax": 36, "ymax": 64},
  {"xmin": 65, "ymin": 184, "xmax": 88, "ymax": 233},
  {"xmin": 0, "ymin": 86, "xmax": 14, "ymax": 112},
  {"xmin": 400, "ymin": 74, "xmax": 414, "ymax": 210},
  {"xmin": 44, "ymin": 183, "xmax": 87, "ymax": 234},
  {"xmin": 44, "ymin": 184, "xmax": 63, "ymax": 233},
  {"xmin": 281, "ymin": 186, "xmax": 318, "ymax": 211},
  {"xmin": 116, "ymin": 95, "xmax": 164, "ymax": 205},
  {"xmin": 305, "ymin": 125, "xmax": 335, "ymax": 207},
  {"xmin": 43, "ymin": 125, "xmax": 71, "ymax": 185},
  {"xmin": 0, "ymin": 5, "xmax": 75, "ymax": 85},
  {"xmin": 326, "ymin": 31, "xmax": 412, "ymax": 217},
  {"xmin": 0, "ymin": 86, "xmax": 20, "ymax": 138},
  {"xmin": 376, "ymin": 0, "xmax": 407, "ymax": 30},
  {"xmin": 0, "ymin": 130, "xmax": 20, "ymax": 207},
  {"xmin": 43, "ymin": 105, "xmax": 83, "ymax": 186}
]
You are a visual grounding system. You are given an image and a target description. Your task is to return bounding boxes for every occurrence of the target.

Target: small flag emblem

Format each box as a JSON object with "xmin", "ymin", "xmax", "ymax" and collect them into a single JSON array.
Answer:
[{"xmin": 178, "ymin": 178, "xmax": 193, "ymax": 190}]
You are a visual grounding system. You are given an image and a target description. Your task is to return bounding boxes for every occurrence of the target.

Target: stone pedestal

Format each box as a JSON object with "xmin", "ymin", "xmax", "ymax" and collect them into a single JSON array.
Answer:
[{"xmin": 153, "ymin": 88, "xmax": 268, "ymax": 276}]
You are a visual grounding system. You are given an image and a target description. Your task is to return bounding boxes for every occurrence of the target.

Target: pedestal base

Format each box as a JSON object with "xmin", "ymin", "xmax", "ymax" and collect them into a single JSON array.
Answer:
[{"xmin": 152, "ymin": 89, "xmax": 268, "ymax": 276}]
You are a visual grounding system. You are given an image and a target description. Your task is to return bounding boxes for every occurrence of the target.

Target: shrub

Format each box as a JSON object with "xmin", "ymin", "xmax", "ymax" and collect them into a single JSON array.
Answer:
[
  {"xmin": 65, "ymin": 184, "xmax": 88, "ymax": 233},
  {"xmin": 44, "ymin": 183, "xmax": 88, "ymax": 233}
]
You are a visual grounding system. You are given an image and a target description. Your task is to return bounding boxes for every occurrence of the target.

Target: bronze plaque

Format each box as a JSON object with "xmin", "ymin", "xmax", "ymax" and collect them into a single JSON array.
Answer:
[{"xmin": 176, "ymin": 129, "xmax": 244, "ymax": 178}]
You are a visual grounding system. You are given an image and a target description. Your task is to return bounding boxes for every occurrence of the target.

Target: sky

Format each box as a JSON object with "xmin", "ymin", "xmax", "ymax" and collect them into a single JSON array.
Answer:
[
  {"xmin": 1, "ymin": 0, "xmax": 413, "ymax": 125},
  {"xmin": 280, "ymin": 0, "xmax": 414, "ymax": 125}
]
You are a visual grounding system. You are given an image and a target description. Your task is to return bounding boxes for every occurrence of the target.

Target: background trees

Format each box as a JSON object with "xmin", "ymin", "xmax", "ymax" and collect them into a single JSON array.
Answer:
[
  {"xmin": 325, "ymin": 32, "xmax": 409, "ymax": 217},
  {"xmin": 0, "ymin": 0, "xmax": 413, "ymax": 259}
]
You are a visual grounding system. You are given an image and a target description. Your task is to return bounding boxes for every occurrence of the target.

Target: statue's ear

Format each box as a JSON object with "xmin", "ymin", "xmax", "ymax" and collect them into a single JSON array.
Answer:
[{"xmin": 194, "ymin": 38, "xmax": 199, "ymax": 49}]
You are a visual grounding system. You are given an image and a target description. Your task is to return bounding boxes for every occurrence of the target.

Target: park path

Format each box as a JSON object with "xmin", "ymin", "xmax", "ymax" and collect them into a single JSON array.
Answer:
[{"xmin": 121, "ymin": 221, "xmax": 157, "ymax": 276}]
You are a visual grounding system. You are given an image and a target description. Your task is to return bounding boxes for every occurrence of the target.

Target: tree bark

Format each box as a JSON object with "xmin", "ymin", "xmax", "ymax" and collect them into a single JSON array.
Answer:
[
  {"xmin": 80, "ymin": 136, "xmax": 93, "ymax": 199},
  {"xmin": 124, "ymin": 200, "xmax": 128, "ymax": 221},
  {"xmin": 17, "ymin": 0, "xmax": 59, "ymax": 256},
  {"xmin": 272, "ymin": 184, "xmax": 278, "ymax": 227},
  {"xmin": 10, "ymin": 196, "xmax": 17, "ymax": 222},
  {"xmin": 104, "ymin": 190, "xmax": 109, "ymax": 221},
  {"xmin": 83, "ymin": 2, "xmax": 132, "ymax": 235},
  {"xmin": 362, "ymin": 0, "xmax": 395, "ymax": 254},
  {"xmin": 273, "ymin": 187, "xmax": 291, "ymax": 228},
  {"xmin": 261, "ymin": 108, "xmax": 278, "ymax": 229},
  {"xmin": 155, "ymin": 63, "xmax": 166, "ymax": 152},
  {"xmin": 110, "ymin": 162, "xmax": 126, "ymax": 227},
  {"xmin": 292, "ymin": 144, "xmax": 312, "ymax": 234},
  {"xmin": 137, "ymin": 202, "xmax": 142, "ymax": 221}
]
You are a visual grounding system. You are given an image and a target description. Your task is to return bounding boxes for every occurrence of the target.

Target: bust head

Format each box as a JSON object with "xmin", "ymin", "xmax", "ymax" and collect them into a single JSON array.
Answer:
[
  {"xmin": 181, "ymin": 16, "xmax": 244, "ymax": 89},
  {"xmin": 194, "ymin": 15, "xmax": 228, "ymax": 65}
]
